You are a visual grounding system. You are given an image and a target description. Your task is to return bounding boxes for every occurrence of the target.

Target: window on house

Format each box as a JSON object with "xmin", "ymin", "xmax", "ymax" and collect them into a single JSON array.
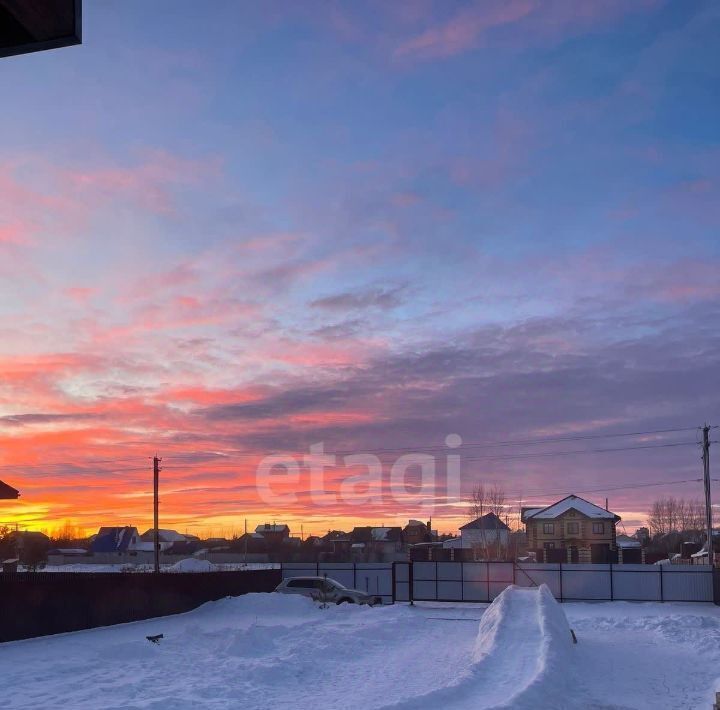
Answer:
[
  {"xmin": 543, "ymin": 523, "xmax": 554, "ymax": 534},
  {"xmin": 567, "ymin": 522, "xmax": 579, "ymax": 535},
  {"xmin": 592, "ymin": 523, "xmax": 605, "ymax": 534}
]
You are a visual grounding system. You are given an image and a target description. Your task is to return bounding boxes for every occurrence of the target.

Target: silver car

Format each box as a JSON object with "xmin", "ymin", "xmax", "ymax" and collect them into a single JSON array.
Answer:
[{"xmin": 275, "ymin": 576, "xmax": 381, "ymax": 605}]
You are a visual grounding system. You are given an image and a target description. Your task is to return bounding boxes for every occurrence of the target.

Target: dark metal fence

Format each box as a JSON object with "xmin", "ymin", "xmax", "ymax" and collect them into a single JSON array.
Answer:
[{"xmin": 0, "ymin": 569, "xmax": 282, "ymax": 643}]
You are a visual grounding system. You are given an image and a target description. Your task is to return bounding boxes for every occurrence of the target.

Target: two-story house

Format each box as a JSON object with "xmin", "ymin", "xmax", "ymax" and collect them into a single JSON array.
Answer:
[{"xmin": 522, "ymin": 495, "xmax": 620, "ymax": 563}]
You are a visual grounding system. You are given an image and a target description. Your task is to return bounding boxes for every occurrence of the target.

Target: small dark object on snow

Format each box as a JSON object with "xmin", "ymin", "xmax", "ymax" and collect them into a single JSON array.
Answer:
[
  {"xmin": 146, "ymin": 634, "xmax": 164, "ymax": 644},
  {"xmin": 570, "ymin": 629, "xmax": 578, "ymax": 644}
]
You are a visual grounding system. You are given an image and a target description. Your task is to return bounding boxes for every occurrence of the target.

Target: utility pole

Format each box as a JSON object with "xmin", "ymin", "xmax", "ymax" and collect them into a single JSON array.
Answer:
[
  {"xmin": 702, "ymin": 425, "xmax": 713, "ymax": 566},
  {"xmin": 153, "ymin": 455, "xmax": 161, "ymax": 574}
]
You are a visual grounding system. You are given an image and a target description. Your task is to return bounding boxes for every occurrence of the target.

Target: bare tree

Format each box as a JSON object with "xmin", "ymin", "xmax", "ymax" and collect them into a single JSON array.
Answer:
[
  {"xmin": 648, "ymin": 496, "xmax": 706, "ymax": 543},
  {"xmin": 468, "ymin": 483, "xmax": 507, "ymax": 560},
  {"xmin": 488, "ymin": 484, "xmax": 506, "ymax": 517}
]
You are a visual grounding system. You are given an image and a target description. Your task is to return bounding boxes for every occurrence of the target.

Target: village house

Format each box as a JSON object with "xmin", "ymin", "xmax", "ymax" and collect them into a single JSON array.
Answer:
[
  {"xmin": 402, "ymin": 520, "xmax": 433, "ymax": 546},
  {"xmin": 254, "ymin": 523, "xmax": 290, "ymax": 545},
  {"xmin": 0, "ymin": 479, "xmax": 19, "ymax": 499},
  {"xmin": 350, "ymin": 526, "xmax": 404, "ymax": 562},
  {"xmin": 89, "ymin": 526, "xmax": 144, "ymax": 554},
  {"xmin": 459, "ymin": 513, "xmax": 511, "ymax": 548},
  {"xmin": 140, "ymin": 528, "xmax": 189, "ymax": 552},
  {"xmin": 522, "ymin": 495, "xmax": 620, "ymax": 563}
]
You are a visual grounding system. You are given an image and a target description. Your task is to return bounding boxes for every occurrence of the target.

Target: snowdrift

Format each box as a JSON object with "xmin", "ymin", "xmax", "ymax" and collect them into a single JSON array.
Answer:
[
  {"xmin": 385, "ymin": 584, "xmax": 575, "ymax": 709},
  {"xmin": 167, "ymin": 558, "xmax": 218, "ymax": 573},
  {"xmin": 470, "ymin": 584, "xmax": 575, "ymax": 708}
]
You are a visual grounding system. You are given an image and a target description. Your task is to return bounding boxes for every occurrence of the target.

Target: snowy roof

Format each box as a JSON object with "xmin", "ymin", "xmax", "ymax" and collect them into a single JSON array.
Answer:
[
  {"xmin": 523, "ymin": 495, "xmax": 619, "ymax": 521},
  {"xmin": 460, "ymin": 513, "xmax": 511, "ymax": 531},
  {"xmin": 521, "ymin": 508, "xmax": 543, "ymax": 522},
  {"xmin": 90, "ymin": 527, "xmax": 139, "ymax": 553},
  {"xmin": 255, "ymin": 524, "xmax": 289, "ymax": 534},
  {"xmin": 371, "ymin": 526, "xmax": 402, "ymax": 541},
  {"xmin": 616, "ymin": 535, "xmax": 641, "ymax": 549},
  {"xmin": 442, "ymin": 537, "xmax": 466, "ymax": 548},
  {"xmin": 141, "ymin": 529, "xmax": 187, "ymax": 542}
]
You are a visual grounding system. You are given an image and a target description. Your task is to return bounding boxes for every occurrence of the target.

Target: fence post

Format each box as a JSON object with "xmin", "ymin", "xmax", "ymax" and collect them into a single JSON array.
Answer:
[
  {"xmin": 486, "ymin": 561, "xmax": 490, "ymax": 602},
  {"xmin": 609, "ymin": 563, "xmax": 614, "ymax": 601},
  {"xmin": 559, "ymin": 562, "xmax": 563, "ymax": 603},
  {"xmin": 659, "ymin": 564, "xmax": 664, "ymax": 602},
  {"xmin": 435, "ymin": 560, "xmax": 439, "ymax": 601},
  {"xmin": 409, "ymin": 562, "xmax": 414, "ymax": 605}
]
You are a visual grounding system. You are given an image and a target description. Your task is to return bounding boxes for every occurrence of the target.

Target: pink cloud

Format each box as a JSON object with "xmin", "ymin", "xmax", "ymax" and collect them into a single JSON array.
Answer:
[
  {"xmin": 394, "ymin": 1, "xmax": 534, "ymax": 60},
  {"xmin": 63, "ymin": 150, "xmax": 223, "ymax": 216},
  {"xmin": 0, "ymin": 223, "xmax": 28, "ymax": 245},
  {"xmin": 0, "ymin": 167, "xmax": 80, "ymax": 246},
  {"xmin": 393, "ymin": 0, "xmax": 661, "ymax": 61},
  {"xmin": 64, "ymin": 287, "xmax": 97, "ymax": 304}
]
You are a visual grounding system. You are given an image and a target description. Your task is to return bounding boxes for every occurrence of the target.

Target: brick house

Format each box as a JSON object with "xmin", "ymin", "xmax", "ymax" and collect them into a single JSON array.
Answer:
[{"xmin": 522, "ymin": 495, "xmax": 620, "ymax": 563}]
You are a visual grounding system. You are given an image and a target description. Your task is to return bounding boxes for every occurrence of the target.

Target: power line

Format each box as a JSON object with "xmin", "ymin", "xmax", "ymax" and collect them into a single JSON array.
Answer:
[
  {"xmin": 458, "ymin": 440, "xmax": 697, "ymax": 463},
  {"xmin": 159, "ymin": 427, "xmax": 702, "ymax": 463},
  {"xmin": 0, "ymin": 457, "xmax": 146, "ymax": 471},
  {"xmin": 158, "ymin": 440, "xmax": 698, "ymax": 469},
  {"xmin": 161, "ymin": 425, "xmax": 700, "ymax": 461},
  {"xmin": 502, "ymin": 477, "xmax": 703, "ymax": 501}
]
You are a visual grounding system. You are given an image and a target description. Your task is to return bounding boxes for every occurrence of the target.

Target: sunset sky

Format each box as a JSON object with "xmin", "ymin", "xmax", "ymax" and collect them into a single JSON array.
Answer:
[{"xmin": 0, "ymin": 1, "xmax": 718, "ymax": 537}]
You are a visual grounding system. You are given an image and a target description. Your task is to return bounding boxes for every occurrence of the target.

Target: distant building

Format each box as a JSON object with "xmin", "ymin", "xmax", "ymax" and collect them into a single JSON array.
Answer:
[
  {"xmin": 522, "ymin": 495, "xmax": 620, "ymax": 563},
  {"xmin": 320, "ymin": 531, "xmax": 351, "ymax": 560},
  {"xmin": 255, "ymin": 524, "xmax": 290, "ymax": 544},
  {"xmin": 634, "ymin": 527, "xmax": 650, "ymax": 545},
  {"xmin": 0, "ymin": 479, "xmax": 19, "ymax": 499},
  {"xmin": 47, "ymin": 547, "xmax": 87, "ymax": 556},
  {"xmin": 89, "ymin": 527, "xmax": 143, "ymax": 554},
  {"xmin": 140, "ymin": 529, "xmax": 188, "ymax": 552},
  {"xmin": 459, "ymin": 513, "xmax": 511, "ymax": 557},
  {"xmin": 403, "ymin": 520, "xmax": 432, "ymax": 546},
  {"xmin": 350, "ymin": 526, "xmax": 403, "ymax": 561},
  {"xmin": 616, "ymin": 534, "xmax": 641, "ymax": 549}
]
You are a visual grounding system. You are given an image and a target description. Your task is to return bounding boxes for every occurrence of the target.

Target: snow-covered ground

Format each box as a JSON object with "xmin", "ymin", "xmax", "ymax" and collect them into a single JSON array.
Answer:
[
  {"xmin": 29, "ymin": 561, "xmax": 279, "ymax": 573},
  {"xmin": 3, "ymin": 589, "xmax": 719, "ymax": 709}
]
